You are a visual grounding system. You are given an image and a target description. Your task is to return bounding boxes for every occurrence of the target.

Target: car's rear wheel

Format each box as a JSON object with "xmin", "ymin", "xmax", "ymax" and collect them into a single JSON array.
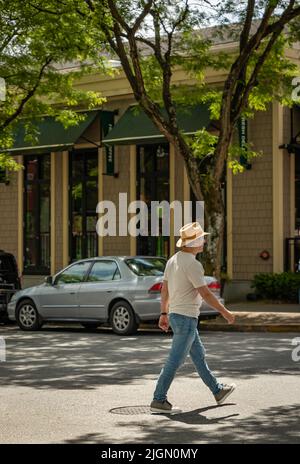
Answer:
[
  {"xmin": 81, "ymin": 322, "xmax": 100, "ymax": 330},
  {"xmin": 17, "ymin": 299, "xmax": 42, "ymax": 331},
  {"xmin": 110, "ymin": 301, "xmax": 138, "ymax": 335}
]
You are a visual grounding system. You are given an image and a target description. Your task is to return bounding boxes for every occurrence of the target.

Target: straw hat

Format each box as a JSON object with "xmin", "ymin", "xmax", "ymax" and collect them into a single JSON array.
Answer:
[{"xmin": 176, "ymin": 222, "xmax": 210, "ymax": 248}]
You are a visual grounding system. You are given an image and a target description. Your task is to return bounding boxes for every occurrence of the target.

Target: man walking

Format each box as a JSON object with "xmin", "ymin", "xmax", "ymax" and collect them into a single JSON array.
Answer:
[{"xmin": 150, "ymin": 222, "xmax": 236, "ymax": 414}]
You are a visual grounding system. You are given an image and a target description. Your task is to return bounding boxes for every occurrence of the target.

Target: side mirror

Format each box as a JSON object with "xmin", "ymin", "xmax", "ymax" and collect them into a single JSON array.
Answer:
[{"xmin": 45, "ymin": 275, "xmax": 53, "ymax": 285}]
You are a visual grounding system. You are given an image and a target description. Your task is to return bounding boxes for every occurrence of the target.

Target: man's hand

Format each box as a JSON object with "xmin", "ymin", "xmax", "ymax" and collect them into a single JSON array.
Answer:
[
  {"xmin": 158, "ymin": 314, "xmax": 169, "ymax": 332},
  {"xmin": 224, "ymin": 310, "xmax": 235, "ymax": 325},
  {"xmin": 197, "ymin": 285, "xmax": 235, "ymax": 324}
]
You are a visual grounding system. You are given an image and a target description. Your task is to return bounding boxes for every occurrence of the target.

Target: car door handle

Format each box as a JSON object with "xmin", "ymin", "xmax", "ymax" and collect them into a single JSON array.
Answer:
[
  {"xmin": 69, "ymin": 292, "xmax": 76, "ymax": 295},
  {"xmin": 106, "ymin": 290, "xmax": 112, "ymax": 293}
]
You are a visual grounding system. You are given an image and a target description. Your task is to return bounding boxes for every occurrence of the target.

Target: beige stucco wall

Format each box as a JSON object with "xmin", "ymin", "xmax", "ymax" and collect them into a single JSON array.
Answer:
[
  {"xmin": 102, "ymin": 144, "xmax": 131, "ymax": 256},
  {"xmin": 0, "ymin": 170, "xmax": 18, "ymax": 258},
  {"xmin": 231, "ymin": 105, "xmax": 273, "ymax": 281}
]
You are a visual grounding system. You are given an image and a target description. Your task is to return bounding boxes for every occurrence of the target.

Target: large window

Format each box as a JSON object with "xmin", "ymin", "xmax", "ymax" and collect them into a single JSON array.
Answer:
[
  {"xmin": 136, "ymin": 144, "xmax": 170, "ymax": 257},
  {"xmin": 24, "ymin": 154, "xmax": 51, "ymax": 274},
  {"xmin": 70, "ymin": 149, "xmax": 98, "ymax": 261}
]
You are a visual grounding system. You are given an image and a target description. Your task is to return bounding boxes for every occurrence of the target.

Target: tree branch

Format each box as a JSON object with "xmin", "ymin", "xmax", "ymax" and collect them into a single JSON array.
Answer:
[
  {"xmin": 132, "ymin": 0, "xmax": 153, "ymax": 34},
  {"xmin": 240, "ymin": 0, "xmax": 255, "ymax": 51},
  {"xmin": 0, "ymin": 57, "xmax": 53, "ymax": 131}
]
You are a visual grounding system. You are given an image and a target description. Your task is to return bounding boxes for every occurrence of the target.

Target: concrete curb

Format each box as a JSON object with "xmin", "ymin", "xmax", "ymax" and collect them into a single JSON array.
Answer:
[
  {"xmin": 199, "ymin": 311, "xmax": 300, "ymax": 333},
  {"xmin": 199, "ymin": 323, "xmax": 300, "ymax": 333}
]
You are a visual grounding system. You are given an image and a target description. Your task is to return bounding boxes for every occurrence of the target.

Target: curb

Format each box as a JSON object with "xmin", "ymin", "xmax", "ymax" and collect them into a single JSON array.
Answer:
[{"xmin": 199, "ymin": 323, "xmax": 300, "ymax": 333}]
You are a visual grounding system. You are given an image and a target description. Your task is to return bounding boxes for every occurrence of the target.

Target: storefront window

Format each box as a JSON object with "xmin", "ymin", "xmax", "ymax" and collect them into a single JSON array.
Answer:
[
  {"xmin": 24, "ymin": 154, "xmax": 51, "ymax": 274},
  {"xmin": 70, "ymin": 150, "xmax": 98, "ymax": 261},
  {"xmin": 136, "ymin": 144, "xmax": 170, "ymax": 257}
]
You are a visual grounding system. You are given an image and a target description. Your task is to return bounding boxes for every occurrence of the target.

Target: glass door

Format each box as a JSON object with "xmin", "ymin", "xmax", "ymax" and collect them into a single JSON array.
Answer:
[
  {"xmin": 136, "ymin": 144, "xmax": 170, "ymax": 257},
  {"xmin": 69, "ymin": 149, "xmax": 98, "ymax": 261},
  {"xmin": 24, "ymin": 154, "xmax": 51, "ymax": 274}
]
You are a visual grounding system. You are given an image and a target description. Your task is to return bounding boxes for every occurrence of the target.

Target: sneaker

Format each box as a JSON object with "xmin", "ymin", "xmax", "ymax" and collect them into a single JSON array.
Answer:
[
  {"xmin": 214, "ymin": 383, "xmax": 236, "ymax": 405},
  {"xmin": 150, "ymin": 399, "xmax": 174, "ymax": 414}
]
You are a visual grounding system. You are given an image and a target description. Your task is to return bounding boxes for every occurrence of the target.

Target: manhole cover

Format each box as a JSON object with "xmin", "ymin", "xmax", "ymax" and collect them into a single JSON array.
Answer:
[{"xmin": 110, "ymin": 405, "xmax": 150, "ymax": 415}]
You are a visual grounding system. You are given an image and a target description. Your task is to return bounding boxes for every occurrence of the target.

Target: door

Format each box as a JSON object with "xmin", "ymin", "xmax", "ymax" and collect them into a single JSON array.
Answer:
[
  {"xmin": 24, "ymin": 154, "xmax": 51, "ymax": 274},
  {"xmin": 136, "ymin": 144, "xmax": 170, "ymax": 257},
  {"xmin": 78, "ymin": 260, "xmax": 121, "ymax": 320},
  {"xmin": 38, "ymin": 261, "xmax": 92, "ymax": 319},
  {"xmin": 69, "ymin": 150, "xmax": 98, "ymax": 261}
]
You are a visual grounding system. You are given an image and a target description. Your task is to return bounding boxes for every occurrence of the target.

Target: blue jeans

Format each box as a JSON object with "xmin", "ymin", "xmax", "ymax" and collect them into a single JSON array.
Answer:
[{"xmin": 153, "ymin": 313, "xmax": 222, "ymax": 401}]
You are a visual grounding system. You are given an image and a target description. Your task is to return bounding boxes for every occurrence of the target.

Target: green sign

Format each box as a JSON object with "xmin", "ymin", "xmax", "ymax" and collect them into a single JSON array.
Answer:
[
  {"xmin": 238, "ymin": 117, "xmax": 251, "ymax": 170},
  {"xmin": 101, "ymin": 111, "xmax": 115, "ymax": 176}
]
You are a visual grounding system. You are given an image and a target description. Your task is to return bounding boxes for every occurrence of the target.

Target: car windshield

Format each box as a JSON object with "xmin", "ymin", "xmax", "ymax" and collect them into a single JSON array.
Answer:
[
  {"xmin": 0, "ymin": 256, "xmax": 15, "ymax": 273},
  {"xmin": 125, "ymin": 258, "xmax": 166, "ymax": 276}
]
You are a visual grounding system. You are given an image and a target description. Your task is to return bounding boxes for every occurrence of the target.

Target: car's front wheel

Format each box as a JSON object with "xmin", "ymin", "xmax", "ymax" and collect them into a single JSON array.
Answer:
[
  {"xmin": 17, "ymin": 299, "xmax": 42, "ymax": 331},
  {"xmin": 110, "ymin": 301, "xmax": 138, "ymax": 335}
]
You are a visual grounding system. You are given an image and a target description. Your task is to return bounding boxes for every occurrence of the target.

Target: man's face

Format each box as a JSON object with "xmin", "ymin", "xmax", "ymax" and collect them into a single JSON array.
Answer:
[{"xmin": 191, "ymin": 238, "xmax": 206, "ymax": 254}]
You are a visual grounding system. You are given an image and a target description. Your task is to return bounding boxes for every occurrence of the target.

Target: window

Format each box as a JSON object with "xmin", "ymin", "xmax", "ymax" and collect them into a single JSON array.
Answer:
[
  {"xmin": 0, "ymin": 167, "xmax": 6, "ymax": 183},
  {"xmin": 70, "ymin": 149, "xmax": 98, "ymax": 261},
  {"xmin": 0, "ymin": 255, "xmax": 15, "ymax": 272},
  {"xmin": 125, "ymin": 257, "xmax": 166, "ymax": 276},
  {"xmin": 55, "ymin": 261, "xmax": 91, "ymax": 285},
  {"xmin": 24, "ymin": 154, "xmax": 50, "ymax": 274},
  {"xmin": 136, "ymin": 144, "xmax": 170, "ymax": 257},
  {"xmin": 87, "ymin": 261, "xmax": 121, "ymax": 282}
]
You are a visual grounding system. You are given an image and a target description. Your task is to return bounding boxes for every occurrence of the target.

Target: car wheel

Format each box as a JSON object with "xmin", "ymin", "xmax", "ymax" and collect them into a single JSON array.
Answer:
[
  {"xmin": 81, "ymin": 323, "xmax": 100, "ymax": 330},
  {"xmin": 110, "ymin": 301, "xmax": 138, "ymax": 335},
  {"xmin": 17, "ymin": 299, "xmax": 42, "ymax": 331}
]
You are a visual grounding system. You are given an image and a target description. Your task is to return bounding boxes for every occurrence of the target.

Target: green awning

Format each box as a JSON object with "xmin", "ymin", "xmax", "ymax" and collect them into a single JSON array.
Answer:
[
  {"xmin": 103, "ymin": 105, "xmax": 211, "ymax": 145},
  {"xmin": 6, "ymin": 110, "xmax": 101, "ymax": 154}
]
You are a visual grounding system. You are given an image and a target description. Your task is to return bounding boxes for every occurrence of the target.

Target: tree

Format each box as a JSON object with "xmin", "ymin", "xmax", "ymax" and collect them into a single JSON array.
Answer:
[
  {"xmin": 5, "ymin": 0, "xmax": 300, "ymax": 276},
  {"xmin": 81, "ymin": 0, "xmax": 300, "ymax": 276},
  {"xmin": 0, "ymin": 0, "xmax": 106, "ymax": 173}
]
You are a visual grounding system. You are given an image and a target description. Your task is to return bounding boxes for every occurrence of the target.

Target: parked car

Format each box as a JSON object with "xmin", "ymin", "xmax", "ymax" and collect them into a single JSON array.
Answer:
[
  {"xmin": 0, "ymin": 250, "xmax": 22, "ymax": 322},
  {"xmin": 7, "ymin": 256, "xmax": 222, "ymax": 335}
]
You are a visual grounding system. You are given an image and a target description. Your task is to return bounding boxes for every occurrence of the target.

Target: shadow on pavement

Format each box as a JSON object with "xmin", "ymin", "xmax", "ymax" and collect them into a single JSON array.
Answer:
[
  {"xmin": 0, "ymin": 324, "xmax": 298, "ymax": 391},
  {"xmin": 63, "ymin": 403, "xmax": 300, "ymax": 444}
]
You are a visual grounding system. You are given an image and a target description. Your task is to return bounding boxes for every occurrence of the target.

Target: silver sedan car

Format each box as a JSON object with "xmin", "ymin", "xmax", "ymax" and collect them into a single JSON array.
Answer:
[{"xmin": 8, "ymin": 256, "xmax": 222, "ymax": 335}]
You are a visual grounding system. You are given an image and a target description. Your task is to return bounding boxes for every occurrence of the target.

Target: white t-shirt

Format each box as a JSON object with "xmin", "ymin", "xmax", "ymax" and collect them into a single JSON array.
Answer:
[{"xmin": 163, "ymin": 251, "xmax": 207, "ymax": 318}]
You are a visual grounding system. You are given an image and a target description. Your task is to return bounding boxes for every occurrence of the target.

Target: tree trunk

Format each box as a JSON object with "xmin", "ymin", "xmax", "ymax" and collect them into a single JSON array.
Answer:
[{"xmin": 183, "ymin": 152, "xmax": 225, "ymax": 280}]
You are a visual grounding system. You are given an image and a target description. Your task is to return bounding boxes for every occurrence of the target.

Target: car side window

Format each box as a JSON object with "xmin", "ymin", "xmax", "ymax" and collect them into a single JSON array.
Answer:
[
  {"xmin": 55, "ymin": 262, "xmax": 91, "ymax": 285},
  {"xmin": 87, "ymin": 261, "xmax": 121, "ymax": 282}
]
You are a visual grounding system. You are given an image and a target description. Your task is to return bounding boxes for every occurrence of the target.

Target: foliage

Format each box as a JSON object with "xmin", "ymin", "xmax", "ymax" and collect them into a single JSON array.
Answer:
[
  {"xmin": 252, "ymin": 272, "xmax": 300, "ymax": 302},
  {"xmin": 0, "ymin": 0, "xmax": 108, "ymax": 170}
]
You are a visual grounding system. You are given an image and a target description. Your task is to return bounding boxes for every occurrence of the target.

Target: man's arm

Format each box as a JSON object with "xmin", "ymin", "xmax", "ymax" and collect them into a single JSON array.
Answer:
[
  {"xmin": 159, "ymin": 280, "xmax": 170, "ymax": 332},
  {"xmin": 197, "ymin": 285, "xmax": 235, "ymax": 324}
]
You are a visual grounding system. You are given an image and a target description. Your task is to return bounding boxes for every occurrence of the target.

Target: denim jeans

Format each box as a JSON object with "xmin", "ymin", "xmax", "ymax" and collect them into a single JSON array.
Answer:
[{"xmin": 153, "ymin": 313, "xmax": 222, "ymax": 401}]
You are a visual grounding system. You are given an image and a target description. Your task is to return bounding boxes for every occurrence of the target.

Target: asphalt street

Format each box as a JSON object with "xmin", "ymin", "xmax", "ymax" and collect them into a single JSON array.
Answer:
[{"xmin": 0, "ymin": 323, "xmax": 299, "ymax": 444}]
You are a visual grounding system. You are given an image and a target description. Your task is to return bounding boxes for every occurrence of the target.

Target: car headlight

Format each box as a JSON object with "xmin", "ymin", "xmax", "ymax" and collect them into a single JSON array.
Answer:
[{"xmin": 10, "ymin": 291, "xmax": 21, "ymax": 302}]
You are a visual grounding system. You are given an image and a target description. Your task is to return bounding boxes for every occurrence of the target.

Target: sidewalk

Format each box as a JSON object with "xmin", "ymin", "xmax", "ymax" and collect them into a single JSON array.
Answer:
[
  {"xmin": 227, "ymin": 301, "xmax": 300, "ymax": 313},
  {"xmin": 201, "ymin": 301, "xmax": 300, "ymax": 332}
]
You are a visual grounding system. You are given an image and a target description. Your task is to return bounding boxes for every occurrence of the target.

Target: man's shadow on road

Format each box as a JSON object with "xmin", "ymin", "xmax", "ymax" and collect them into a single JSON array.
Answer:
[{"xmin": 156, "ymin": 404, "xmax": 239, "ymax": 425}]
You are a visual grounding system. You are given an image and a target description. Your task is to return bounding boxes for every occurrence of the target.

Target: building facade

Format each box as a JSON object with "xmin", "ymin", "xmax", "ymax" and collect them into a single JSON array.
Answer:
[{"xmin": 0, "ymin": 63, "xmax": 299, "ymax": 302}]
